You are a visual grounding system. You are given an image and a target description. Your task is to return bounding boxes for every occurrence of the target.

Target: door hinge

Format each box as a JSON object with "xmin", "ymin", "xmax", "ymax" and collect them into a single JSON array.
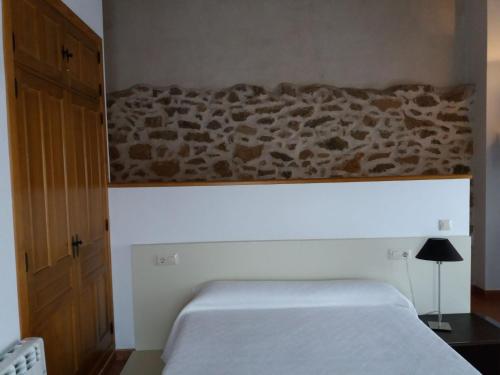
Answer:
[
  {"xmin": 100, "ymin": 112, "xmax": 104, "ymax": 125},
  {"xmin": 14, "ymin": 78, "xmax": 18, "ymax": 98},
  {"xmin": 98, "ymin": 84, "xmax": 102, "ymax": 96},
  {"xmin": 24, "ymin": 252, "xmax": 29, "ymax": 272},
  {"xmin": 12, "ymin": 32, "xmax": 16, "ymax": 52},
  {"xmin": 110, "ymin": 321, "xmax": 114, "ymax": 334},
  {"xmin": 105, "ymin": 219, "xmax": 109, "ymax": 231},
  {"xmin": 97, "ymin": 51, "xmax": 101, "ymax": 64}
]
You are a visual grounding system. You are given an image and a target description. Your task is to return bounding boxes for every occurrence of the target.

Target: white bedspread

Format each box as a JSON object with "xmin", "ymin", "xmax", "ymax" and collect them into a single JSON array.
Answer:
[{"xmin": 161, "ymin": 280, "xmax": 478, "ymax": 375}]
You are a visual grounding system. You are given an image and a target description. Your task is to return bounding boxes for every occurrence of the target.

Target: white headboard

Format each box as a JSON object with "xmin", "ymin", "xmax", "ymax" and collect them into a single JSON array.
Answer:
[{"xmin": 131, "ymin": 236, "xmax": 470, "ymax": 350}]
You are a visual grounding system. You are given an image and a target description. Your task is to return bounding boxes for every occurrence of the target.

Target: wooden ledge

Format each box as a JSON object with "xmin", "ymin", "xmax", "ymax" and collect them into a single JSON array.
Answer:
[{"xmin": 108, "ymin": 174, "xmax": 472, "ymax": 188}]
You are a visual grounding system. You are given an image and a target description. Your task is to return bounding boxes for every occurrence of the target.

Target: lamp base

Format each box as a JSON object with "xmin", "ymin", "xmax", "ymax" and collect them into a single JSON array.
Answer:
[{"xmin": 428, "ymin": 321, "xmax": 452, "ymax": 332}]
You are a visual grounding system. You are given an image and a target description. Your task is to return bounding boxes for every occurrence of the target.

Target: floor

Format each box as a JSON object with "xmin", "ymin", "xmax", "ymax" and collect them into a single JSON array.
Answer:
[
  {"xmin": 471, "ymin": 290, "xmax": 500, "ymax": 322},
  {"xmin": 102, "ymin": 290, "xmax": 500, "ymax": 375},
  {"xmin": 102, "ymin": 351, "xmax": 132, "ymax": 375}
]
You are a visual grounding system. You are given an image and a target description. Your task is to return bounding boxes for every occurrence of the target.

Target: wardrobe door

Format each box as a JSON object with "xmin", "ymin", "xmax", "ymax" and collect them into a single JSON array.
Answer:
[
  {"xmin": 66, "ymin": 92, "xmax": 113, "ymax": 374},
  {"xmin": 63, "ymin": 24, "xmax": 101, "ymax": 98},
  {"xmin": 12, "ymin": 0, "xmax": 65, "ymax": 82},
  {"xmin": 13, "ymin": 67, "xmax": 78, "ymax": 375}
]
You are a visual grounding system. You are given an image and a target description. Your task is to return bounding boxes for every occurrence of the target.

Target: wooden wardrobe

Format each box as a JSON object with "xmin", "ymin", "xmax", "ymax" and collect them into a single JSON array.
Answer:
[{"xmin": 3, "ymin": 0, "xmax": 114, "ymax": 374}]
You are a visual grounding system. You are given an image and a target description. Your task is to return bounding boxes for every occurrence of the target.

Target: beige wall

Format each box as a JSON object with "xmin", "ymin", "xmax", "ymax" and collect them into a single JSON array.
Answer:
[
  {"xmin": 103, "ymin": 0, "xmax": 467, "ymax": 92},
  {"xmin": 132, "ymin": 237, "xmax": 472, "ymax": 350}
]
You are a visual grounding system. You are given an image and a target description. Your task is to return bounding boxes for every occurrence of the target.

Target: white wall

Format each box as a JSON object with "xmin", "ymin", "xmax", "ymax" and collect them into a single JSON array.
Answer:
[
  {"xmin": 0, "ymin": 0, "xmax": 103, "ymax": 352},
  {"xmin": 109, "ymin": 178, "xmax": 471, "ymax": 348},
  {"xmin": 61, "ymin": 0, "xmax": 103, "ymax": 37},
  {"xmin": 103, "ymin": 0, "xmax": 465, "ymax": 92},
  {"xmin": 0, "ymin": 2, "xmax": 19, "ymax": 352}
]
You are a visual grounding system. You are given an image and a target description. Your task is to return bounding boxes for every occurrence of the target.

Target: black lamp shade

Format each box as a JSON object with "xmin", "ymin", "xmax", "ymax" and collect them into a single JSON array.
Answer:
[{"xmin": 416, "ymin": 238, "xmax": 463, "ymax": 262}]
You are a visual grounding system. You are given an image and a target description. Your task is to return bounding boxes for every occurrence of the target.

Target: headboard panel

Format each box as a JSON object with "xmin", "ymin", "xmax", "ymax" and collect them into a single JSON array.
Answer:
[{"xmin": 131, "ymin": 236, "xmax": 470, "ymax": 350}]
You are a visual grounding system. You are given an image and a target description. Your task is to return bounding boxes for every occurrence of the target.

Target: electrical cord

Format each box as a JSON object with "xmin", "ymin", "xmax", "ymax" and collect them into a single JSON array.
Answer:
[
  {"xmin": 403, "ymin": 252, "xmax": 438, "ymax": 315},
  {"xmin": 404, "ymin": 251, "xmax": 416, "ymax": 307}
]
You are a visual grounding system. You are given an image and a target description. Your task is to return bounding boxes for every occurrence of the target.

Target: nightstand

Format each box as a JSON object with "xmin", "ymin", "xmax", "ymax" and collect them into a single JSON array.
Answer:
[{"xmin": 419, "ymin": 313, "xmax": 500, "ymax": 375}]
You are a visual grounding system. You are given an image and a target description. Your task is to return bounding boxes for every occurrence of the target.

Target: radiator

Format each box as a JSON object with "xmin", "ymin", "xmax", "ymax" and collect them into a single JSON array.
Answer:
[{"xmin": 0, "ymin": 338, "xmax": 46, "ymax": 375}]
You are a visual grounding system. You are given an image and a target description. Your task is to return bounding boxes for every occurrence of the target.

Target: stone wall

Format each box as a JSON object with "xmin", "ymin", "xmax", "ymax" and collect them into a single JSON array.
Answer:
[{"xmin": 107, "ymin": 83, "xmax": 473, "ymax": 183}]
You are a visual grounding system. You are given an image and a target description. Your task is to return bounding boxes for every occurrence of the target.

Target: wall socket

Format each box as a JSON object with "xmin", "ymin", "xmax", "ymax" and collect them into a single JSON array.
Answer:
[
  {"xmin": 156, "ymin": 253, "xmax": 179, "ymax": 266},
  {"xmin": 387, "ymin": 249, "xmax": 411, "ymax": 260}
]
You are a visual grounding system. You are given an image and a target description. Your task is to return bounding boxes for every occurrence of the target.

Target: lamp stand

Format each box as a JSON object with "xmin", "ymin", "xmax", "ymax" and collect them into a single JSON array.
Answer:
[{"xmin": 427, "ymin": 261, "xmax": 452, "ymax": 332}]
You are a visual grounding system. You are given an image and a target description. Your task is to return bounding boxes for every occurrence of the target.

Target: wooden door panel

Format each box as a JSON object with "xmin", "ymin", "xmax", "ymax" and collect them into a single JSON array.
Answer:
[
  {"xmin": 67, "ymin": 92, "xmax": 112, "ymax": 372},
  {"xmin": 80, "ymin": 43, "xmax": 100, "ymax": 96},
  {"xmin": 64, "ymin": 32, "xmax": 80, "ymax": 83},
  {"xmin": 85, "ymin": 110, "xmax": 105, "ymax": 241},
  {"xmin": 19, "ymin": 82, "xmax": 50, "ymax": 272},
  {"xmin": 12, "ymin": 0, "xmax": 64, "ymax": 81},
  {"xmin": 96, "ymin": 273, "xmax": 110, "ymax": 343},
  {"xmin": 14, "ymin": 67, "xmax": 78, "ymax": 375},
  {"xmin": 12, "ymin": 0, "xmax": 40, "ymax": 61},
  {"xmin": 31, "ymin": 258, "xmax": 73, "ymax": 323},
  {"xmin": 66, "ymin": 101, "xmax": 89, "ymax": 242},
  {"xmin": 34, "ymin": 298, "xmax": 78, "ymax": 375},
  {"xmin": 78, "ymin": 284, "xmax": 97, "ymax": 360},
  {"xmin": 64, "ymin": 25, "xmax": 100, "ymax": 98},
  {"xmin": 40, "ymin": 11, "xmax": 62, "ymax": 72},
  {"xmin": 45, "ymin": 89, "xmax": 71, "ymax": 263}
]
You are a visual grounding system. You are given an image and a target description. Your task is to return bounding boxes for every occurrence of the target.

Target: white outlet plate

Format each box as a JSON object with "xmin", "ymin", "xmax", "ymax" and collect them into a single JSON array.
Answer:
[
  {"xmin": 156, "ymin": 253, "xmax": 179, "ymax": 266},
  {"xmin": 439, "ymin": 219, "xmax": 452, "ymax": 231},
  {"xmin": 387, "ymin": 249, "xmax": 411, "ymax": 260}
]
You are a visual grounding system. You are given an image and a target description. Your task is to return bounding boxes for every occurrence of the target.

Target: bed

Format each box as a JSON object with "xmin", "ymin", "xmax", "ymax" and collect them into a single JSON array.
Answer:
[{"xmin": 161, "ymin": 280, "xmax": 479, "ymax": 375}]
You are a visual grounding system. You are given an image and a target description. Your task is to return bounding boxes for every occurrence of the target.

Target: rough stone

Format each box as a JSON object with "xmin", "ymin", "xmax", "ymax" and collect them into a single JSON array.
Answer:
[
  {"xmin": 207, "ymin": 120, "xmax": 222, "ymax": 130},
  {"xmin": 145, "ymin": 116, "xmax": 162, "ymax": 128},
  {"xmin": 184, "ymin": 132, "xmax": 213, "ymax": 142},
  {"xmin": 107, "ymin": 83, "xmax": 473, "ymax": 183},
  {"xmin": 414, "ymin": 95, "xmax": 438, "ymax": 107},
  {"xmin": 271, "ymin": 152, "xmax": 294, "ymax": 162},
  {"xmin": 258, "ymin": 117, "xmax": 275, "ymax": 125},
  {"xmin": 178, "ymin": 144, "xmax": 190, "ymax": 157},
  {"xmin": 299, "ymin": 150, "xmax": 314, "ymax": 160},
  {"xmin": 370, "ymin": 163, "xmax": 396, "ymax": 173},
  {"xmin": 290, "ymin": 106, "xmax": 314, "ymax": 117},
  {"xmin": 341, "ymin": 153, "xmax": 364, "ymax": 173},
  {"xmin": 179, "ymin": 120, "xmax": 201, "ymax": 129},
  {"xmin": 236, "ymin": 124, "xmax": 257, "ymax": 135},
  {"xmin": 232, "ymin": 111, "xmax": 252, "ymax": 121},
  {"xmin": 129, "ymin": 144, "xmax": 152, "ymax": 160},
  {"xmin": 405, "ymin": 116, "xmax": 435, "ymax": 129},
  {"xmin": 351, "ymin": 130, "xmax": 369, "ymax": 140},
  {"xmin": 438, "ymin": 113, "xmax": 469, "ymax": 122},
  {"xmin": 151, "ymin": 160, "xmax": 179, "ymax": 177},
  {"xmin": 305, "ymin": 116, "xmax": 335, "ymax": 128},
  {"xmin": 214, "ymin": 160, "xmax": 232, "ymax": 177},
  {"xmin": 234, "ymin": 144, "xmax": 263, "ymax": 162},
  {"xmin": 318, "ymin": 137, "xmax": 348, "ymax": 151},
  {"xmin": 397, "ymin": 155, "xmax": 420, "ymax": 164},
  {"xmin": 371, "ymin": 98, "xmax": 402, "ymax": 111},
  {"xmin": 109, "ymin": 146, "xmax": 119, "ymax": 161},
  {"xmin": 150, "ymin": 130, "xmax": 178, "ymax": 140}
]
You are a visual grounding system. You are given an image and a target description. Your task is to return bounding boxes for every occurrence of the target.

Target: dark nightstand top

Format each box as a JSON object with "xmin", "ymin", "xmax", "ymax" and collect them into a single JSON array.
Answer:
[{"xmin": 419, "ymin": 313, "xmax": 500, "ymax": 347}]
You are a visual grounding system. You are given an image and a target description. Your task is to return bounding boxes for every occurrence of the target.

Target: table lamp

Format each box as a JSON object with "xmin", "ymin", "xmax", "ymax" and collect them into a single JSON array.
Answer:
[{"xmin": 416, "ymin": 238, "xmax": 463, "ymax": 332}]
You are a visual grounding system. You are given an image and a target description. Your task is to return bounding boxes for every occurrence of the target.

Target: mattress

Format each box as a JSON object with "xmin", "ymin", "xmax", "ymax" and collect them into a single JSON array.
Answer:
[{"xmin": 161, "ymin": 280, "xmax": 478, "ymax": 375}]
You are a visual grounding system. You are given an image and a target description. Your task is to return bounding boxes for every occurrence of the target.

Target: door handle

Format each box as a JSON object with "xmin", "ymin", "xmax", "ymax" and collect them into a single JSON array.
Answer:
[
  {"xmin": 61, "ymin": 47, "xmax": 74, "ymax": 63},
  {"xmin": 72, "ymin": 234, "xmax": 83, "ymax": 257}
]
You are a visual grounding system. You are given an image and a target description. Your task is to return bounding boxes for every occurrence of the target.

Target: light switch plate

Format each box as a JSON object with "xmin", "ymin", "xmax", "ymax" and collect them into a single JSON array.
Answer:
[
  {"xmin": 156, "ymin": 253, "xmax": 179, "ymax": 266},
  {"xmin": 438, "ymin": 219, "xmax": 452, "ymax": 231}
]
